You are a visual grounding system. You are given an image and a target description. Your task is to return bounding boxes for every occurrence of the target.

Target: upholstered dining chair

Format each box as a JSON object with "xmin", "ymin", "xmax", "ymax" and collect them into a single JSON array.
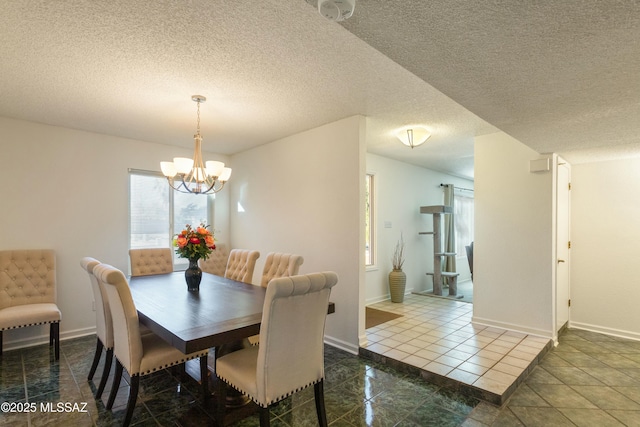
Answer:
[
  {"xmin": 198, "ymin": 243, "xmax": 229, "ymax": 276},
  {"xmin": 259, "ymin": 252, "xmax": 304, "ymax": 288},
  {"xmin": 216, "ymin": 271, "xmax": 338, "ymax": 427},
  {"xmin": 247, "ymin": 252, "xmax": 305, "ymax": 345},
  {"xmin": 224, "ymin": 249, "xmax": 260, "ymax": 284},
  {"xmin": 93, "ymin": 263, "xmax": 209, "ymax": 427},
  {"xmin": 0, "ymin": 250, "xmax": 61, "ymax": 360},
  {"xmin": 80, "ymin": 257, "xmax": 114, "ymax": 399},
  {"xmin": 128, "ymin": 248, "xmax": 173, "ymax": 277}
]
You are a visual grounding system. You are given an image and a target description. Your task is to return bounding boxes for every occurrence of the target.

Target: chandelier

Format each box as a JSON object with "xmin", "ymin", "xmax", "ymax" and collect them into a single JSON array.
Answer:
[{"xmin": 160, "ymin": 95, "xmax": 231, "ymax": 194}]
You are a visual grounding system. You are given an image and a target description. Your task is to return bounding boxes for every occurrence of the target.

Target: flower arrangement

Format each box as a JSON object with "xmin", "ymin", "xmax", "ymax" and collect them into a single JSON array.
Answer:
[
  {"xmin": 391, "ymin": 233, "xmax": 405, "ymax": 270},
  {"xmin": 173, "ymin": 223, "xmax": 216, "ymax": 261}
]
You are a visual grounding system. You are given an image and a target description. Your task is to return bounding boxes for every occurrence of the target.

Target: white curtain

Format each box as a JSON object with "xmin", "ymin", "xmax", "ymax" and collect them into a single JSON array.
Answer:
[{"xmin": 454, "ymin": 193, "xmax": 474, "ymax": 254}]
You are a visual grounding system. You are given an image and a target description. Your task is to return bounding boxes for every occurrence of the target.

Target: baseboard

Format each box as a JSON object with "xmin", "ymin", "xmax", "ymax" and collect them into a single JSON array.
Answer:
[
  {"xmin": 2, "ymin": 326, "xmax": 96, "ymax": 352},
  {"xmin": 365, "ymin": 295, "xmax": 390, "ymax": 305},
  {"xmin": 569, "ymin": 321, "xmax": 640, "ymax": 342},
  {"xmin": 471, "ymin": 316, "xmax": 553, "ymax": 340},
  {"xmin": 324, "ymin": 334, "xmax": 359, "ymax": 355},
  {"xmin": 365, "ymin": 289, "xmax": 414, "ymax": 306}
]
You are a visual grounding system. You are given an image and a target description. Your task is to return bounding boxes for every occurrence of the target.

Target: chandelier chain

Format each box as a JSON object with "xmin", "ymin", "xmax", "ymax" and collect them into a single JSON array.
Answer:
[{"xmin": 196, "ymin": 99, "xmax": 201, "ymax": 135}]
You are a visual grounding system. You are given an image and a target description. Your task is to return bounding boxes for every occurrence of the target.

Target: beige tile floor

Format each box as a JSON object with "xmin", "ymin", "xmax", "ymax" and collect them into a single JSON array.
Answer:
[{"xmin": 362, "ymin": 294, "xmax": 552, "ymax": 404}]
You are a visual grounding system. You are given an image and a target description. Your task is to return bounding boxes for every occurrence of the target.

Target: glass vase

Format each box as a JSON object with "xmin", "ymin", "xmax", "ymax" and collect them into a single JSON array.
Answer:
[{"xmin": 185, "ymin": 258, "xmax": 202, "ymax": 292}]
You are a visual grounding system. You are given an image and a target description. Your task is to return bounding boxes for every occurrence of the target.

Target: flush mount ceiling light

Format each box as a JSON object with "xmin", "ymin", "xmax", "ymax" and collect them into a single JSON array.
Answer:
[
  {"xmin": 395, "ymin": 127, "xmax": 431, "ymax": 149},
  {"xmin": 160, "ymin": 95, "xmax": 231, "ymax": 194},
  {"xmin": 318, "ymin": 0, "xmax": 355, "ymax": 21}
]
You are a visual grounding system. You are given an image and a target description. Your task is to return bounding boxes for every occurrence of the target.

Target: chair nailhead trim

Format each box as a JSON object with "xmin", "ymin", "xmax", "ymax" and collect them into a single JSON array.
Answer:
[
  {"xmin": 218, "ymin": 376, "xmax": 322, "ymax": 407},
  {"xmin": 131, "ymin": 351, "xmax": 208, "ymax": 376},
  {"xmin": 0, "ymin": 320, "xmax": 60, "ymax": 332}
]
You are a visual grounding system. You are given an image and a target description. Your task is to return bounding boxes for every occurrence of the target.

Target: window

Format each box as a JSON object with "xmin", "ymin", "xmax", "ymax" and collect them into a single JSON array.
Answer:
[
  {"xmin": 129, "ymin": 170, "xmax": 213, "ymax": 270},
  {"xmin": 454, "ymin": 193, "xmax": 474, "ymax": 256},
  {"xmin": 365, "ymin": 173, "xmax": 375, "ymax": 266}
]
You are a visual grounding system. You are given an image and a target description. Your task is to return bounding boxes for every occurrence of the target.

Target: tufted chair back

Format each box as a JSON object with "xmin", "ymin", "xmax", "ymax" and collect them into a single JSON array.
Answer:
[
  {"xmin": 129, "ymin": 248, "xmax": 173, "ymax": 277},
  {"xmin": 198, "ymin": 243, "xmax": 229, "ymax": 276},
  {"xmin": 0, "ymin": 249, "xmax": 61, "ymax": 359},
  {"xmin": 260, "ymin": 253, "xmax": 304, "ymax": 288},
  {"xmin": 0, "ymin": 249, "xmax": 56, "ymax": 309},
  {"xmin": 224, "ymin": 249, "xmax": 260, "ymax": 284}
]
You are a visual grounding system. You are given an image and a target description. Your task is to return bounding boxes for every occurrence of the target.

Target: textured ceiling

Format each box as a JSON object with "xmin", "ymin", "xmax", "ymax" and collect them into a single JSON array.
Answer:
[
  {"xmin": 1, "ymin": 1, "xmax": 638, "ymax": 181},
  {"xmin": 338, "ymin": 0, "xmax": 640, "ymax": 165}
]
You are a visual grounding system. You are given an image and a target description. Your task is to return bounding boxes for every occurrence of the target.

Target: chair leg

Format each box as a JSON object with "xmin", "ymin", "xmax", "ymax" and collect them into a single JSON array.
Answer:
[
  {"xmin": 215, "ymin": 374, "xmax": 227, "ymax": 427},
  {"xmin": 50, "ymin": 323, "xmax": 60, "ymax": 360},
  {"xmin": 314, "ymin": 380, "xmax": 328, "ymax": 427},
  {"xmin": 259, "ymin": 406, "xmax": 270, "ymax": 427},
  {"xmin": 199, "ymin": 355, "xmax": 210, "ymax": 404},
  {"xmin": 106, "ymin": 359, "xmax": 123, "ymax": 410},
  {"xmin": 0, "ymin": 330, "xmax": 3, "ymax": 357},
  {"xmin": 96, "ymin": 348, "xmax": 113, "ymax": 399},
  {"xmin": 88, "ymin": 338, "xmax": 104, "ymax": 380},
  {"xmin": 122, "ymin": 374, "xmax": 139, "ymax": 427}
]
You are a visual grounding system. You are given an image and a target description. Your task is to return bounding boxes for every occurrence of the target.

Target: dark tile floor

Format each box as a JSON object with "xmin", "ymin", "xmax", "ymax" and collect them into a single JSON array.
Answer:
[{"xmin": 1, "ymin": 328, "xmax": 640, "ymax": 426}]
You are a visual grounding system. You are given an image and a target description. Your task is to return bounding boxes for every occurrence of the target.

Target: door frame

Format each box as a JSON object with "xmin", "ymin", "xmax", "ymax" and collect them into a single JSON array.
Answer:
[{"xmin": 553, "ymin": 156, "xmax": 571, "ymax": 344}]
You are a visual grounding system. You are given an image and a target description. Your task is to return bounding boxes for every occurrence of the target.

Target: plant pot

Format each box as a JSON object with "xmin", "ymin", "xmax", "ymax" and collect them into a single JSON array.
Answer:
[
  {"xmin": 185, "ymin": 258, "xmax": 202, "ymax": 292},
  {"xmin": 388, "ymin": 268, "xmax": 406, "ymax": 303}
]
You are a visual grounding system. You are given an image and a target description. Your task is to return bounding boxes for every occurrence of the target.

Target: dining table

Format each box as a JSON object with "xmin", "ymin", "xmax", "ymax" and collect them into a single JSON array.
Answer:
[
  {"xmin": 130, "ymin": 271, "xmax": 266, "ymax": 354},
  {"xmin": 129, "ymin": 271, "xmax": 335, "ymax": 354}
]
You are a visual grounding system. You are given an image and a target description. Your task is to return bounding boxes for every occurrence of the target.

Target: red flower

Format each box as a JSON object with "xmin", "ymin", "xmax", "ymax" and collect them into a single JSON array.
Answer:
[{"xmin": 189, "ymin": 237, "xmax": 200, "ymax": 244}]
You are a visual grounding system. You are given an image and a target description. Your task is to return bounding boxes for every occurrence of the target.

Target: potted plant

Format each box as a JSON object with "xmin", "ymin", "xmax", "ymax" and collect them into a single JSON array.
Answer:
[{"xmin": 389, "ymin": 233, "xmax": 406, "ymax": 303}]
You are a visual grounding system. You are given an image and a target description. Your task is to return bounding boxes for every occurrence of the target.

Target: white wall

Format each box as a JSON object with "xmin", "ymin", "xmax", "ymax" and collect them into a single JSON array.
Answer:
[
  {"xmin": 0, "ymin": 117, "xmax": 230, "ymax": 349},
  {"xmin": 365, "ymin": 153, "xmax": 474, "ymax": 304},
  {"xmin": 228, "ymin": 116, "xmax": 365, "ymax": 353},
  {"xmin": 474, "ymin": 132, "xmax": 554, "ymax": 338},
  {"xmin": 570, "ymin": 158, "xmax": 640, "ymax": 340}
]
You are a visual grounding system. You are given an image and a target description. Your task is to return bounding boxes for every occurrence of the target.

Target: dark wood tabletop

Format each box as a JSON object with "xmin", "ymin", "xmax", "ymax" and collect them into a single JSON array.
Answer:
[
  {"xmin": 129, "ymin": 272, "xmax": 266, "ymax": 354},
  {"xmin": 129, "ymin": 272, "xmax": 336, "ymax": 355}
]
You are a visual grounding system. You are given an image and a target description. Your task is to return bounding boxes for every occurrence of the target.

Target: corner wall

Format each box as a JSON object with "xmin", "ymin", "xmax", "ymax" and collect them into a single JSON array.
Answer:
[
  {"xmin": 228, "ymin": 116, "xmax": 365, "ymax": 353},
  {"xmin": 474, "ymin": 132, "xmax": 554, "ymax": 338},
  {"xmin": 570, "ymin": 157, "xmax": 640, "ymax": 340}
]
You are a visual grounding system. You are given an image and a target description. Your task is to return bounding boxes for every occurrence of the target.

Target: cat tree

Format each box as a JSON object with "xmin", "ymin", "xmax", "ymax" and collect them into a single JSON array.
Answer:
[{"xmin": 419, "ymin": 205, "xmax": 459, "ymax": 296}]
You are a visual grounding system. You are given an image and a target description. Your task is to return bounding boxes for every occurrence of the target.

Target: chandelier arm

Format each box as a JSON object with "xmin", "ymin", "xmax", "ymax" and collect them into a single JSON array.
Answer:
[
  {"xmin": 201, "ymin": 179, "xmax": 225, "ymax": 194},
  {"xmin": 165, "ymin": 177, "xmax": 192, "ymax": 194},
  {"xmin": 180, "ymin": 173, "xmax": 204, "ymax": 194}
]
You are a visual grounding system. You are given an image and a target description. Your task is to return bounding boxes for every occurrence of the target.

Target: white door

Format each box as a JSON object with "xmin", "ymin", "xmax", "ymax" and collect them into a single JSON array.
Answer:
[{"xmin": 556, "ymin": 159, "xmax": 571, "ymax": 332}]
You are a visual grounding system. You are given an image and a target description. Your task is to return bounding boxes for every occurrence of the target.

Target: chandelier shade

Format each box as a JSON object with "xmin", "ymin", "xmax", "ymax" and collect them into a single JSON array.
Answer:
[{"xmin": 160, "ymin": 95, "xmax": 231, "ymax": 194}]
